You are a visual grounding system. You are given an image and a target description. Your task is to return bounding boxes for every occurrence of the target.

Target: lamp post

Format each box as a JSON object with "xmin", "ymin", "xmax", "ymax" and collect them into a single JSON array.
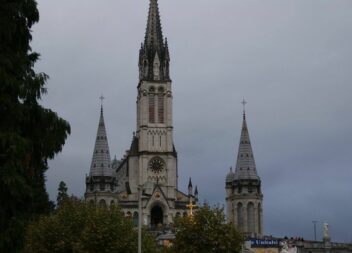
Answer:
[
  {"xmin": 312, "ymin": 220, "xmax": 318, "ymax": 241},
  {"xmin": 137, "ymin": 181, "xmax": 153, "ymax": 253},
  {"xmin": 138, "ymin": 185, "xmax": 142, "ymax": 253}
]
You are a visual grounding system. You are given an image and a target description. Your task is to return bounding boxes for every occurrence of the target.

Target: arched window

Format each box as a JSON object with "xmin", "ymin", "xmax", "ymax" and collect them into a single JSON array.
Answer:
[
  {"xmin": 237, "ymin": 202, "xmax": 244, "ymax": 230},
  {"xmin": 99, "ymin": 199, "xmax": 106, "ymax": 208},
  {"xmin": 89, "ymin": 200, "xmax": 95, "ymax": 206},
  {"xmin": 126, "ymin": 211, "xmax": 132, "ymax": 218},
  {"xmin": 110, "ymin": 200, "xmax": 115, "ymax": 207},
  {"xmin": 247, "ymin": 202, "xmax": 255, "ymax": 233}
]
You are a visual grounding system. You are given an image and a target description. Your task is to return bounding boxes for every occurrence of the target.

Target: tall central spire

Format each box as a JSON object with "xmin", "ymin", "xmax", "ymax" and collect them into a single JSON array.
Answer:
[
  {"xmin": 145, "ymin": 0, "xmax": 164, "ymax": 50},
  {"xmin": 139, "ymin": 0, "xmax": 170, "ymax": 82}
]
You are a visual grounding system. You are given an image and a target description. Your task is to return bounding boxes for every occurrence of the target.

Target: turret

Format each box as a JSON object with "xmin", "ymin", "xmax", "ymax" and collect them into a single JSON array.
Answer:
[
  {"xmin": 233, "ymin": 111, "xmax": 261, "ymax": 194},
  {"xmin": 88, "ymin": 103, "xmax": 112, "ymax": 177},
  {"xmin": 85, "ymin": 100, "xmax": 117, "ymax": 207},
  {"xmin": 225, "ymin": 100, "xmax": 263, "ymax": 237},
  {"xmin": 188, "ymin": 178, "xmax": 193, "ymax": 196}
]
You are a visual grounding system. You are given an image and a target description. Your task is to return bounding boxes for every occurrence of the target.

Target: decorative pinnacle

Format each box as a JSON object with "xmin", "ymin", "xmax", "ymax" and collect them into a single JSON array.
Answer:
[{"xmin": 188, "ymin": 177, "xmax": 193, "ymax": 188}]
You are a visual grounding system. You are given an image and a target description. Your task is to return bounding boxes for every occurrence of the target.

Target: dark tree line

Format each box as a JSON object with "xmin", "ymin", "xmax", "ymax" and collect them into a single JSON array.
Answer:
[{"xmin": 0, "ymin": 0, "xmax": 70, "ymax": 251}]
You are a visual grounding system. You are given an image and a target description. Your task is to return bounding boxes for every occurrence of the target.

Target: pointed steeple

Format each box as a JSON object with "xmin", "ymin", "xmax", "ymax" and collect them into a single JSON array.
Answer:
[
  {"xmin": 188, "ymin": 177, "xmax": 193, "ymax": 195},
  {"xmin": 89, "ymin": 103, "xmax": 112, "ymax": 177},
  {"xmin": 139, "ymin": 0, "xmax": 170, "ymax": 82},
  {"xmin": 234, "ymin": 109, "xmax": 259, "ymax": 180},
  {"xmin": 145, "ymin": 0, "xmax": 164, "ymax": 50}
]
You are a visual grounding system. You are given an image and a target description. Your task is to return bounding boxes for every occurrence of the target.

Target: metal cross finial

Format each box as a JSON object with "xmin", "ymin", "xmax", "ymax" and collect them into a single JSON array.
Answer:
[
  {"xmin": 241, "ymin": 98, "xmax": 247, "ymax": 113},
  {"xmin": 99, "ymin": 95, "xmax": 105, "ymax": 113},
  {"xmin": 99, "ymin": 95, "xmax": 105, "ymax": 105}
]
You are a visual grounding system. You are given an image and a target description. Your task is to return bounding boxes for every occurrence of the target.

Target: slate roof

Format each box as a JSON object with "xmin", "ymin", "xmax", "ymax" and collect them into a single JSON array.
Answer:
[
  {"xmin": 89, "ymin": 106, "xmax": 112, "ymax": 177},
  {"xmin": 145, "ymin": 0, "xmax": 164, "ymax": 50},
  {"xmin": 234, "ymin": 113, "xmax": 260, "ymax": 180}
]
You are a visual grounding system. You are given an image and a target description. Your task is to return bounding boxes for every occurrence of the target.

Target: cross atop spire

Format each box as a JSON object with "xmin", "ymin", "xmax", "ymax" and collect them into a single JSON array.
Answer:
[
  {"xmin": 241, "ymin": 98, "xmax": 247, "ymax": 119},
  {"xmin": 100, "ymin": 94, "xmax": 105, "ymax": 113},
  {"xmin": 241, "ymin": 98, "xmax": 247, "ymax": 112}
]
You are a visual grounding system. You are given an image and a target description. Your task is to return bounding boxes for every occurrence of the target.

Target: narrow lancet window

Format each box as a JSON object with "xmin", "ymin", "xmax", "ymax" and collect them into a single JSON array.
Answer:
[
  {"xmin": 149, "ymin": 94, "xmax": 155, "ymax": 123},
  {"xmin": 158, "ymin": 93, "xmax": 164, "ymax": 123}
]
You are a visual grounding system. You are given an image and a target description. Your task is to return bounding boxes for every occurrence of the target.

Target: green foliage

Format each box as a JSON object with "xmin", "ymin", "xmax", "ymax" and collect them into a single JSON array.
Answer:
[
  {"xmin": 170, "ymin": 205, "xmax": 243, "ymax": 253},
  {"xmin": 24, "ymin": 199, "xmax": 158, "ymax": 253},
  {"xmin": 56, "ymin": 181, "xmax": 69, "ymax": 207},
  {"xmin": 0, "ymin": 0, "xmax": 70, "ymax": 251}
]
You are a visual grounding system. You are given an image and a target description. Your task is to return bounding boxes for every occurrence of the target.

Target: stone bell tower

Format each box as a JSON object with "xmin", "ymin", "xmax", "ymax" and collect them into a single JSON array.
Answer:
[
  {"xmin": 110, "ymin": 0, "xmax": 196, "ymax": 229},
  {"xmin": 226, "ymin": 102, "xmax": 263, "ymax": 237},
  {"xmin": 134, "ymin": 0, "xmax": 177, "ymax": 202},
  {"xmin": 84, "ymin": 0, "xmax": 197, "ymax": 228}
]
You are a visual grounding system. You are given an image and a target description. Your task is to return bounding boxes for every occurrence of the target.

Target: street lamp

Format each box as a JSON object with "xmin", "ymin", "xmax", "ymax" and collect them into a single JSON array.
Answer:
[
  {"xmin": 138, "ymin": 181, "xmax": 153, "ymax": 253},
  {"xmin": 312, "ymin": 220, "xmax": 318, "ymax": 241}
]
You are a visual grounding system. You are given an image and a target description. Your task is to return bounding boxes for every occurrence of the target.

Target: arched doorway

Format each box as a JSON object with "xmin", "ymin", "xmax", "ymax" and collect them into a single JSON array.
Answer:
[{"xmin": 150, "ymin": 205, "xmax": 163, "ymax": 228}]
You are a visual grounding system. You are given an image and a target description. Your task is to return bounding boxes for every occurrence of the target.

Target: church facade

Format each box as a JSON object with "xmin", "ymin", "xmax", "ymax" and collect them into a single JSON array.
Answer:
[{"xmin": 84, "ymin": 0, "xmax": 197, "ymax": 228}]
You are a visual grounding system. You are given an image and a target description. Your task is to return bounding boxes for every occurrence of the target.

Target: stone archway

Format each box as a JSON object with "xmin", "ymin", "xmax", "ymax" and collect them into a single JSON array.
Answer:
[{"xmin": 150, "ymin": 205, "xmax": 163, "ymax": 228}]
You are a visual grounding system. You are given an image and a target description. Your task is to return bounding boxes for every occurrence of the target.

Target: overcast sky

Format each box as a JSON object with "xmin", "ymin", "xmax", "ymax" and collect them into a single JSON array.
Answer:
[{"xmin": 32, "ymin": 0, "xmax": 352, "ymax": 243}]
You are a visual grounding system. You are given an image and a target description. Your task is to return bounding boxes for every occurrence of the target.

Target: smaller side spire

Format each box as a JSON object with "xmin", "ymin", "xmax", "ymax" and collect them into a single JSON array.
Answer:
[
  {"xmin": 89, "ymin": 98, "xmax": 112, "ymax": 177},
  {"xmin": 234, "ymin": 101, "xmax": 259, "ymax": 180}
]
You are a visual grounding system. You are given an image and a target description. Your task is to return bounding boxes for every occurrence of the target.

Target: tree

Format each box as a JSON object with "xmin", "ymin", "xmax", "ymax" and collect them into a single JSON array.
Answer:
[
  {"xmin": 24, "ymin": 199, "xmax": 158, "ymax": 253},
  {"xmin": 0, "ymin": 0, "xmax": 70, "ymax": 251},
  {"xmin": 56, "ymin": 181, "xmax": 69, "ymax": 206},
  {"xmin": 170, "ymin": 205, "xmax": 243, "ymax": 253}
]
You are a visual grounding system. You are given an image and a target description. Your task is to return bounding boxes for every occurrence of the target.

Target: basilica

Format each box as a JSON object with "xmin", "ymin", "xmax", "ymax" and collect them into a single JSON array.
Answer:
[
  {"xmin": 83, "ymin": 2, "xmax": 352, "ymax": 252},
  {"xmin": 84, "ymin": 0, "xmax": 262, "ymax": 235},
  {"xmin": 84, "ymin": 0, "xmax": 197, "ymax": 229}
]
